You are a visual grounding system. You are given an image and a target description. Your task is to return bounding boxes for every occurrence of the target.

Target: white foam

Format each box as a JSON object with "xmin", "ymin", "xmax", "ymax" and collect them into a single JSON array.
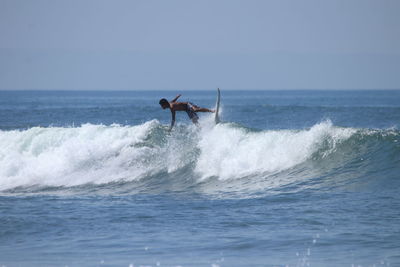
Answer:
[
  {"xmin": 0, "ymin": 119, "xmax": 356, "ymax": 191},
  {"xmin": 0, "ymin": 120, "xmax": 162, "ymax": 190},
  {"xmin": 195, "ymin": 120, "xmax": 355, "ymax": 180}
]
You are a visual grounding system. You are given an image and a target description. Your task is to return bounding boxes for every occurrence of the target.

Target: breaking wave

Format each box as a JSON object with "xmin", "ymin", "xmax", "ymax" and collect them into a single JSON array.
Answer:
[{"xmin": 0, "ymin": 119, "xmax": 399, "ymax": 195}]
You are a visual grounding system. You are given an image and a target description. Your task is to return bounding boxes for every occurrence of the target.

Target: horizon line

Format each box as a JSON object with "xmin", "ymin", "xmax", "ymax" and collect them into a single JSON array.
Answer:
[{"xmin": 1, "ymin": 88, "xmax": 400, "ymax": 91}]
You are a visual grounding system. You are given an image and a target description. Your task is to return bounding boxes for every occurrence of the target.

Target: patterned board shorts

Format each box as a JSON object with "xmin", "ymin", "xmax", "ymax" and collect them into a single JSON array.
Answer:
[{"xmin": 186, "ymin": 102, "xmax": 199, "ymax": 121}]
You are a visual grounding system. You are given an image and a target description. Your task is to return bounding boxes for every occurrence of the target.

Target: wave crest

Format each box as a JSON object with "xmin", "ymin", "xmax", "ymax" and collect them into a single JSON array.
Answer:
[
  {"xmin": 195, "ymin": 120, "xmax": 355, "ymax": 180},
  {"xmin": 0, "ymin": 120, "xmax": 398, "ymax": 193}
]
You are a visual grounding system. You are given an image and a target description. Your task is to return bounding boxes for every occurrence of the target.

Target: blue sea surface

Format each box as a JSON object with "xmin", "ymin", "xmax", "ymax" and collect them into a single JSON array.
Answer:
[{"xmin": 0, "ymin": 90, "xmax": 399, "ymax": 267}]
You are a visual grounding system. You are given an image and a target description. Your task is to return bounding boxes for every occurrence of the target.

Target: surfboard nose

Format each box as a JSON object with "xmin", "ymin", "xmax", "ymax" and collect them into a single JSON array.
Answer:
[{"xmin": 215, "ymin": 88, "xmax": 221, "ymax": 124}]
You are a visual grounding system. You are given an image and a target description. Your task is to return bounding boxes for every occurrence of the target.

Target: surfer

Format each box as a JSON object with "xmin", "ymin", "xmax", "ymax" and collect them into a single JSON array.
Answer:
[{"xmin": 159, "ymin": 94, "xmax": 214, "ymax": 130}]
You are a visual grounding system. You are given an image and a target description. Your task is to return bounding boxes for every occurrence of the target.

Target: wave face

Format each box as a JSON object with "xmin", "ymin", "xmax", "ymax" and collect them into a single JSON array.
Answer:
[{"xmin": 0, "ymin": 120, "xmax": 399, "ymax": 194}]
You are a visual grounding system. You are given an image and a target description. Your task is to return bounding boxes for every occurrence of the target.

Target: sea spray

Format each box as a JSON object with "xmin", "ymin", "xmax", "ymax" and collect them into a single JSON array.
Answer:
[
  {"xmin": 0, "ymin": 119, "xmax": 364, "ymax": 192},
  {"xmin": 1, "ymin": 117, "xmax": 399, "ymax": 194},
  {"xmin": 0, "ymin": 121, "xmax": 160, "ymax": 190},
  {"xmin": 195, "ymin": 120, "xmax": 355, "ymax": 180}
]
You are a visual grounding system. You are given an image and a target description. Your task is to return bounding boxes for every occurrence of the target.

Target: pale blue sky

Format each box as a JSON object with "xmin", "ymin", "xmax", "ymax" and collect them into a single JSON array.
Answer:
[{"xmin": 0, "ymin": 0, "xmax": 399, "ymax": 90}]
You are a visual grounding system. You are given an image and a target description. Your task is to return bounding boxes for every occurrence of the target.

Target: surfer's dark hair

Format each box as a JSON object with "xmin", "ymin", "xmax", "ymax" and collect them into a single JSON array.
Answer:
[{"xmin": 159, "ymin": 98, "xmax": 169, "ymax": 106}]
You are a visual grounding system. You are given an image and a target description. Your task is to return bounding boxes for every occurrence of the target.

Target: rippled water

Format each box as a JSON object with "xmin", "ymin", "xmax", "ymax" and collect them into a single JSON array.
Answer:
[{"xmin": 1, "ymin": 90, "xmax": 399, "ymax": 266}]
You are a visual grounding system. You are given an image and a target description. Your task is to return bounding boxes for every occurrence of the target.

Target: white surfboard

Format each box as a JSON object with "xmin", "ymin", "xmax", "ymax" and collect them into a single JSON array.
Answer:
[{"xmin": 215, "ymin": 88, "xmax": 221, "ymax": 124}]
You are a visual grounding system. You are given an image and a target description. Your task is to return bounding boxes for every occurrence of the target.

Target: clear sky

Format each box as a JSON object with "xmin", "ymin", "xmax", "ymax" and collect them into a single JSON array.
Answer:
[{"xmin": 0, "ymin": 0, "xmax": 399, "ymax": 90}]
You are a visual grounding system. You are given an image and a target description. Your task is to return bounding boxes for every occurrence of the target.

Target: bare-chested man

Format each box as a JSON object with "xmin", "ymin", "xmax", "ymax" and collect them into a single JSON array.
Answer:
[{"xmin": 159, "ymin": 94, "xmax": 214, "ymax": 130}]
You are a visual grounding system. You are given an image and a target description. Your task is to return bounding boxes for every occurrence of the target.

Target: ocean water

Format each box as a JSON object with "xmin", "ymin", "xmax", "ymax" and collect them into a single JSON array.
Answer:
[{"xmin": 0, "ymin": 90, "xmax": 399, "ymax": 267}]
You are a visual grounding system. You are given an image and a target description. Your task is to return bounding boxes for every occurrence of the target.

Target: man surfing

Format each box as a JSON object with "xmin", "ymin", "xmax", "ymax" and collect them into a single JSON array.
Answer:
[{"xmin": 159, "ymin": 94, "xmax": 214, "ymax": 131}]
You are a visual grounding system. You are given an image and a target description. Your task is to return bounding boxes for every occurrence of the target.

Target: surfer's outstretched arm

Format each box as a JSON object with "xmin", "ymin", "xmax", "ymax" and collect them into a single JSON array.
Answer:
[
  {"xmin": 171, "ymin": 94, "xmax": 181, "ymax": 103},
  {"xmin": 169, "ymin": 110, "xmax": 176, "ymax": 131}
]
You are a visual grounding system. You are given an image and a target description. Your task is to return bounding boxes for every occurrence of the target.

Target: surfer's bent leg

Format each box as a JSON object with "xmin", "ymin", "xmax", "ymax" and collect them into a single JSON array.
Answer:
[
  {"xmin": 186, "ymin": 103, "xmax": 200, "ymax": 125},
  {"xmin": 187, "ymin": 110, "xmax": 199, "ymax": 124},
  {"xmin": 194, "ymin": 107, "xmax": 215, "ymax": 113},
  {"xmin": 189, "ymin": 103, "xmax": 215, "ymax": 113}
]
